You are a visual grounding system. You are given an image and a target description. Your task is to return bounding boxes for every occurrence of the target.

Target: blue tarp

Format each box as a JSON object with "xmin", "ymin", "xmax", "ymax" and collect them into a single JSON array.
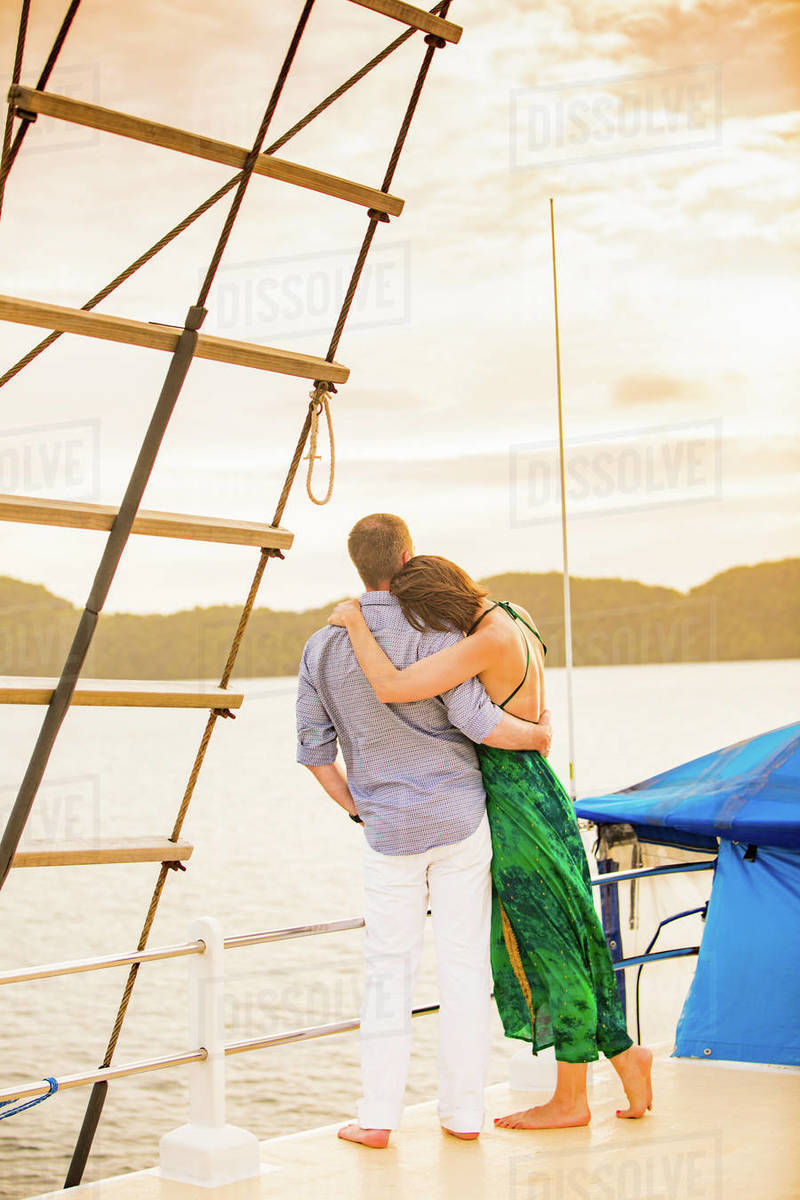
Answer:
[
  {"xmin": 675, "ymin": 840, "xmax": 800, "ymax": 1065},
  {"xmin": 575, "ymin": 722, "xmax": 800, "ymax": 850},
  {"xmin": 575, "ymin": 722, "xmax": 800, "ymax": 1066}
]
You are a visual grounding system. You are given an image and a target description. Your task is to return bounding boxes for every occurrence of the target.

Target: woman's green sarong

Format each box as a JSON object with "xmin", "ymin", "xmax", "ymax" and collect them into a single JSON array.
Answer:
[
  {"xmin": 479, "ymin": 743, "xmax": 633, "ymax": 1063},
  {"xmin": 467, "ymin": 601, "xmax": 632, "ymax": 1064}
]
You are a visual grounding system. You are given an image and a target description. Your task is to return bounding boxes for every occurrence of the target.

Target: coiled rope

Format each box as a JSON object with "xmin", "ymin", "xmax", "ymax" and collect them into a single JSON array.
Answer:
[{"xmin": 306, "ymin": 385, "xmax": 336, "ymax": 505}]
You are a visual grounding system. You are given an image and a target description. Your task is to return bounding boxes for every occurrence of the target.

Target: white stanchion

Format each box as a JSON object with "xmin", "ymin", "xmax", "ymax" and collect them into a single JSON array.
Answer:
[{"xmin": 159, "ymin": 917, "xmax": 262, "ymax": 1187}]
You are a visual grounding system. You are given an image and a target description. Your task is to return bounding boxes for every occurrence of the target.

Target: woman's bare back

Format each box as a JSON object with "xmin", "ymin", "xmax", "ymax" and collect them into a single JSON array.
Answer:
[{"xmin": 473, "ymin": 602, "xmax": 545, "ymax": 724}]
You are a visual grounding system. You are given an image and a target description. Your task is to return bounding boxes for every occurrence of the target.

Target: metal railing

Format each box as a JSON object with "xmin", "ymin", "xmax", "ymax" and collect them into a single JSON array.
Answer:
[
  {"xmin": 0, "ymin": 939, "xmax": 206, "ymax": 987},
  {"xmin": 0, "ymin": 858, "xmax": 715, "ymax": 1107},
  {"xmin": 0, "ymin": 1050, "xmax": 206, "ymax": 1105},
  {"xmin": 0, "ymin": 862, "xmax": 714, "ymax": 989},
  {"xmin": 225, "ymin": 1002, "xmax": 442, "ymax": 1059},
  {"xmin": 1, "ymin": 1007, "xmax": 447, "ymax": 1107},
  {"xmin": 590, "ymin": 860, "xmax": 714, "ymax": 887},
  {"xmin": 0, "ymin": 917, "xmax": 367, "ymax": 988}
]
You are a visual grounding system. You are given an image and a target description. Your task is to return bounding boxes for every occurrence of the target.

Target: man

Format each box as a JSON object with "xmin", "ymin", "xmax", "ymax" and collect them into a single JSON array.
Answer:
[{"xmin": 296, "ymin": 514, "xmax": 551, "ymax": 1148}]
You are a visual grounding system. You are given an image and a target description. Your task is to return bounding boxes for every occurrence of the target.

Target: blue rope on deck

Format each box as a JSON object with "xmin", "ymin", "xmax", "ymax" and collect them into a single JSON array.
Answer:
[{"xmin": 0, "ymin": 1076, "xmax": 58, "ymax": 1120}]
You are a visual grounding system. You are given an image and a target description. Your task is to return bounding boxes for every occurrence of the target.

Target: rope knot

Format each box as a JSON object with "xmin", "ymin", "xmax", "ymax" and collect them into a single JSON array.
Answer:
[
  {"xmin": 0, "ymin": 1076, "xmax": 58, "ymax": 1122},
  {"xmin": 305, "ymin": 383, "xmax": 336, "ymax": 506}
]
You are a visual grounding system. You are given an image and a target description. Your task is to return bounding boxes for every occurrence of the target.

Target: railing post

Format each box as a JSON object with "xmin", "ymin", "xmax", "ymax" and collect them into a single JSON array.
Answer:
[
  {"xmin": 159, "ymin": 916, "xmax": 261, "ymax": 1187},
  {"xmin": 596, "ymin": 849, "xmax": 628, "ymax": 1019}
]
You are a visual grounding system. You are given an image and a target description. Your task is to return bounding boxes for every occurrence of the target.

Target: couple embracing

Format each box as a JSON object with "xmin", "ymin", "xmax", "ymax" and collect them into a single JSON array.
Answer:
[{"xmin": 296, "ymin": 513, "xmax": 652, "ymax": 1147}]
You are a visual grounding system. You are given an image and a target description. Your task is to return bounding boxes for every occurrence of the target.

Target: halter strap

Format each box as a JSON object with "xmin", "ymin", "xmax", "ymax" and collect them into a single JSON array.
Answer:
[
  {"xmin": 497, "ymin": 600, "xmax": 547, "ymax": 652},
  {"xmin": 467, "ymin": 600, "xmax": 546, "ymax": 709}
]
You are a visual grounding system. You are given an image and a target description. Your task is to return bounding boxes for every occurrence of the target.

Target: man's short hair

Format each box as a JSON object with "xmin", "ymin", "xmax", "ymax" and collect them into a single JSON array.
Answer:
[{"xmin": 348, "ymin": 513, "xmax": 413, "ymax": 589}]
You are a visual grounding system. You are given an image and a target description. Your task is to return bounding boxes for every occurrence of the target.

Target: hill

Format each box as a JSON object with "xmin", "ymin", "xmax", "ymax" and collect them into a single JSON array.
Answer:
[{"xmin": 0, "ymin": 560, "xmax": 797, "ymax": 679}]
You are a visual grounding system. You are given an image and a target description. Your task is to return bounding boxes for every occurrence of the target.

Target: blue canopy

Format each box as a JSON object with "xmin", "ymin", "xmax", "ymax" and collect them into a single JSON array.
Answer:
[
  {"xmin": 575, "ymin": 722, "xmax": 800, "ymax": 850},
  {"xmin": 674, "ymin": 839, "xmax": 800, "ymax": 1066}
]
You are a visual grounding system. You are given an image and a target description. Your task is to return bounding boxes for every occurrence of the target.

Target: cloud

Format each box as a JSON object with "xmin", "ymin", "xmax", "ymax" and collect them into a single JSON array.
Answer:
[
  {"xmin": 1, "ymin": 0, "xmax": 797, "ymax": 614},
  {"xmin": 613, "ymin": 372, "xmax": 707, "ymax": 406}
]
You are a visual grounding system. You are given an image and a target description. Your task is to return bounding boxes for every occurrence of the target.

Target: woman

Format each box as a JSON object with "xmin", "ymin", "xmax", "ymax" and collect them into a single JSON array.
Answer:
[{"xmin": 329, "ymin": 555, "xmax": 652, "ymax": 1129}]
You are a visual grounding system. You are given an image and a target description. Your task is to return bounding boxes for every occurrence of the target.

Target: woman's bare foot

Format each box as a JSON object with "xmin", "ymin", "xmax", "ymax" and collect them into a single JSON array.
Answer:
[
  {"xmin": 337, "ymin": 1123, "xmax": 391, "ymax": 1148},
  {"xmin": 612, "ymin": 1045, "xmax": 653, "ymax": 1119},
  {"xmin": 494, "ymin": 1097, "xmax": 591, "ymax": 1130},
  {"xmin": 495, "ymin": 1060, "xmax": 590, "ymax": 1130},
  {"xmin": 441, "ymin": 1126, "xmax": 480, "ymax": 1140}
]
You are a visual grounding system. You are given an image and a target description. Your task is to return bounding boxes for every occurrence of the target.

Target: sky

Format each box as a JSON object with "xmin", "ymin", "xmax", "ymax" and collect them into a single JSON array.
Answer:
[{"xmin": 0, "ymin": 0, "xmax": 798, "ymax": 614}]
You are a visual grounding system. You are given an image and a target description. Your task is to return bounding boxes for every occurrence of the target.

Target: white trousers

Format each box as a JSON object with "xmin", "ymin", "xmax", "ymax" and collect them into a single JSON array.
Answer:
[{"xmin": 356, "ymin": 813, "xmax": 492, "ymax": 1133}]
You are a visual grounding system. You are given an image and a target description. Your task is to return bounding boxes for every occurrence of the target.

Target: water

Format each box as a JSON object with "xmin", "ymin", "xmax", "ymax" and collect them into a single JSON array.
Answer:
[{"xmin": 0, "ymin": 661, "xmax": 797, "ymax": 1198}]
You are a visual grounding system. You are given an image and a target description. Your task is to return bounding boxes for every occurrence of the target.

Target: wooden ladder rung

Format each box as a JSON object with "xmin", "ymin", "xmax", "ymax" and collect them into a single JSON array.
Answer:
[
  {"xmin": 345, "ymin": 0, "xmax": 462, "ymax": 43},
  {"xmin": 11, "ymin": 837, "xmax": 194, "ymax": 868},
  {"xmin": 0, "ymin": 678, "xmax": 244, "ymax": 709},
  {"xmin": 0, "ymin": 294, "xmax": 349, "ymax": 383},
  {"xmin": 0, "ymin": 494, "xmax": 295, "ymax": 550},
  {"xmin": 9, "ymin": 86, "xmax": 404, "ymax": 217}
]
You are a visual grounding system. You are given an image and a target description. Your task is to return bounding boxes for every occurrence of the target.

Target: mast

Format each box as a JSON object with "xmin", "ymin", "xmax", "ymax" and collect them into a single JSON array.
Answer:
[{"xmin": 549, "ymin": 197, "xmax": 577, "ymax": 801}]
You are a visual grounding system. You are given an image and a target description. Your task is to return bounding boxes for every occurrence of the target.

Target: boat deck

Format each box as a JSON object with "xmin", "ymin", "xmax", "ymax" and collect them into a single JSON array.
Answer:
[{"xmin": 32, "ymin": 1048, "xmax": 800, "ymax": 1200}]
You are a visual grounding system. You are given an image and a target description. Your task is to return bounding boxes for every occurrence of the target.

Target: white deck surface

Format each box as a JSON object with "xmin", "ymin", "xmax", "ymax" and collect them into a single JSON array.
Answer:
[{"xmin": 31, "ymin": 1048, "xmax": 800, "ymax": 1200}]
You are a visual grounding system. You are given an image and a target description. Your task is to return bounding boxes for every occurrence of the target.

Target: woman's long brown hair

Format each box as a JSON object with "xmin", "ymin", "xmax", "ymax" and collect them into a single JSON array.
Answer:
[{"xmin": 390, "ymin": 555, "xmax": 488, "ymax": 635}]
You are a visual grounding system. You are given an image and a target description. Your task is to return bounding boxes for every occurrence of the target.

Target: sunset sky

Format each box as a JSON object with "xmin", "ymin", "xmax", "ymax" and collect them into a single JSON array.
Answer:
[{"xmin": 0, "ymin": 0, "xmax": 797, "ymax": 614}]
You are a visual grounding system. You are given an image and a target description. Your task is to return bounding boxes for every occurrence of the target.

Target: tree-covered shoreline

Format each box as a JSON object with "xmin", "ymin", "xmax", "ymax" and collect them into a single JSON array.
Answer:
[{"xmin": 1, "ymin": 559, "xmax": 797, "ymax": 679}]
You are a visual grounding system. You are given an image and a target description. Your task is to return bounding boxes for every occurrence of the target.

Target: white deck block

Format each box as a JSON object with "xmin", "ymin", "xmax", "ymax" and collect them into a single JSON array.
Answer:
[
  {"xmin": 508, "ymin": 1044, "xmax": 594, "ymax": 1090},
  {"xmin": 159, "ymin": 1123, "xmax": 261, "ymax": 1189}
]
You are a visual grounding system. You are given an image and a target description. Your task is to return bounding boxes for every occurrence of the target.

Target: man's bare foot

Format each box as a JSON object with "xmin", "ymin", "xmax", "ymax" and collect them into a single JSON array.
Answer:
[
  {"xmin": 494, "ymin": 1097, "xmax": 591, "ymax": 1130},
  {"xmin": 615, "ymin": 1045, "xmax": 653, "ymax": 1119},
  {"xmin": 441, "ymin": 1126, "xmax": 480, "ymax": 1140},
  {"xmin": 338, "ymin": 1123, "xmax": 391, "ymax": 1148}
]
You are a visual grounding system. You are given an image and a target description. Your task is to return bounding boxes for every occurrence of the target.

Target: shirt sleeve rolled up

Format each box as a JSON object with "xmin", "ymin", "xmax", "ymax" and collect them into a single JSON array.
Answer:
[{"xmin": 442, "ymin": 673, "xmax": 504, "ymax": 744}]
